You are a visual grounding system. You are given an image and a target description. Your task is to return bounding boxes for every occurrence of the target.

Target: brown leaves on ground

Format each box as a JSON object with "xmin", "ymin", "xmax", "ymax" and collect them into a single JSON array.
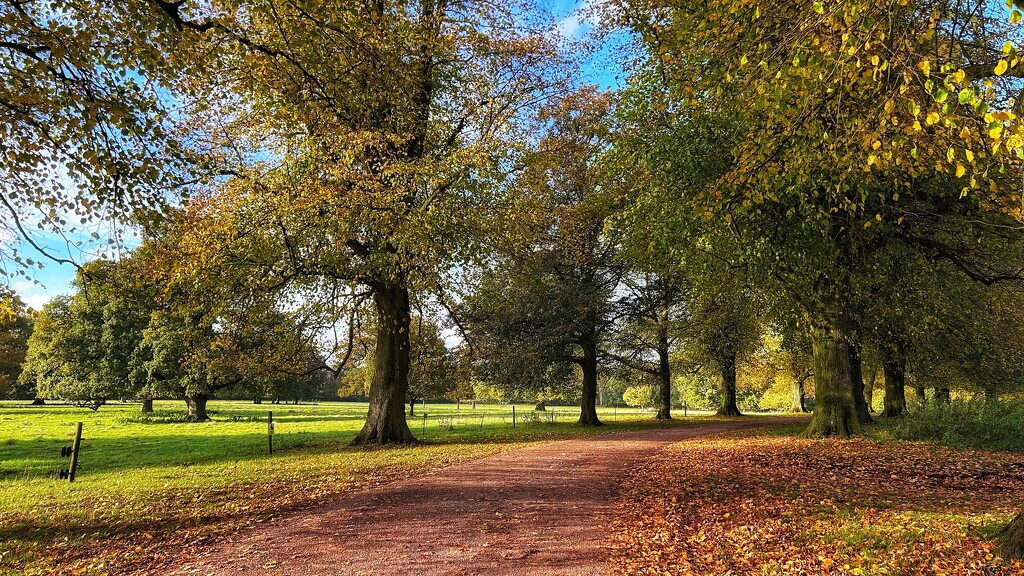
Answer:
[{"xmin": 611, "ymin": 434, "xmax": 1024, "ymax": 575}]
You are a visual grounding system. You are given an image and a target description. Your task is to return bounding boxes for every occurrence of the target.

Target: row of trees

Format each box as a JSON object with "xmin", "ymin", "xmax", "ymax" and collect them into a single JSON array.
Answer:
[
  {"xmin": 3, "ymin": 0, "xmax": 1024, "ymax": 555},
  {"xmin": 12, "ymin": 249, "xmax": 328, "ymax": 419}
]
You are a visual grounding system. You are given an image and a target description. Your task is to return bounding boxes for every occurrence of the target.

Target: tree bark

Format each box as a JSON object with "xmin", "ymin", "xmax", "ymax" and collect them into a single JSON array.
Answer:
[
  {"xmin": 881, "ymin": 351, "xmax": 907, "ymax": 417},
  {"xmin": 656, "ymin": 338, "xmax": 672, "ymax": 420},
  {"xmin": 408, "ymin": 397, "xmax": 416, "ymax": 417},
  {"xmin": 534, "ymin": 400, "xmax": 546, "ymax": 411},
  {"xmin": 934, "ymin": 387, "xmax": 950, "ymax": 403},
  {"xmin": 715, "ymin": 353, "xmax": 742, "ymax": 416},
  {"xmin": 353, "ymin": 282, "xmax": 416, "ymax": 445},
  {"xmin": 915, "ymin": 386, "xmax": 927, "ymax": 403},
  {"xmin": 31, "ymin": 397, "xmax": 45, "ymax": 405},
  {"xmin": 185, "ymin": 394, "xmax": 209, "ymax": 421},
  {"xmin": 998, "ymin": 508, "xmax": 1024, "ymax": 559},
  {"xmin": 804, "ymin": 293, "xmax": 860, "ymax": 438},
  {"xmin": 848, "ymin": 342, "xmax": 873, "ymax": 424},
  {"xmin": 790, "ymin": 376, "xmax": 808, "ymax": 413},
  {"xmin": 141, "ymin": 397, "xmax": 154, "ymax": 414},
  {"xmin": 577, "ymin": 336, "xmax": 602, "ymax": 426}
]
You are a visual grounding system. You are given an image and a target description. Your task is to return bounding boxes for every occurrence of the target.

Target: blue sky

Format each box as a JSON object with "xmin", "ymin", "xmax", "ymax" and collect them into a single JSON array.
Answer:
[{"xmin": 7, "ymin": 0, "xmax": 622, "ymax": 311}]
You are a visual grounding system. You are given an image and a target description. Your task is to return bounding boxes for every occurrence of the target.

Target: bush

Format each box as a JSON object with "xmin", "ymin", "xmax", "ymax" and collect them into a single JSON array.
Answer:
[{"xmin": 888, "ymin": 399, "xmax": 1024, "ymax": 453}]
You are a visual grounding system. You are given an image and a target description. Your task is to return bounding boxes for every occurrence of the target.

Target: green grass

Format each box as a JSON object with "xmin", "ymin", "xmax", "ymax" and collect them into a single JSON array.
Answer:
[
  {"xmin": 0, "ymin": 399, "xmax": 707, "ymax": 575},
  {"xmin": 876, "ymin": 399, "xmax": 1024, "ymax": 453}
]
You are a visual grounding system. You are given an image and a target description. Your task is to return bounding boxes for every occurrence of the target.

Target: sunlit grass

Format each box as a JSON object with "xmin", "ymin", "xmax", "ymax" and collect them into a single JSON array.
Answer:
[{"xmin": 0, "ymin": 399, "xmax": 706, "ymax": 575}]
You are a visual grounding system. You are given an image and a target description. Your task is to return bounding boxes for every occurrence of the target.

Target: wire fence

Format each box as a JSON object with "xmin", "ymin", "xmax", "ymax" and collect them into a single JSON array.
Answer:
[{"xmin": 0, "ymin": 402, "xmax": 670, "ymax": 482}]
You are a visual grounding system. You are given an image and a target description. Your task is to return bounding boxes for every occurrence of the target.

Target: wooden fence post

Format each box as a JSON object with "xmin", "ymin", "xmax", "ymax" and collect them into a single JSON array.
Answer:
[{"xmin": 68, "ymin": 422, "xmax": 83, "ymax": 483}]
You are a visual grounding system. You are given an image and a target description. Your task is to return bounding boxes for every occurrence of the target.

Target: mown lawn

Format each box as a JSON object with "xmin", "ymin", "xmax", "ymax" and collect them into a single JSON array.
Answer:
[{"xmin": 0, "ymin": 400, "xmax": 694, "ymax": 575}]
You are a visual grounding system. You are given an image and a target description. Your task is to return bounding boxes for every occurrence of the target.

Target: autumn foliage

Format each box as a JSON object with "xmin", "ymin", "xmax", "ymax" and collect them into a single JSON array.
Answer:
[{"xmin": 611, "ymin": 433, "xmax": 1024, "ymax": 575}]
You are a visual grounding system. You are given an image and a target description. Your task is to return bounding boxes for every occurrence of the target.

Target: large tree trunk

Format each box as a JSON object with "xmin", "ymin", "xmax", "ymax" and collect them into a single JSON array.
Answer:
[
  {"xmin": 141, "ymin": 397, "xmax": 154, "ymax": 414},
  {"xmin": 408, "ymin": 397, "xmax": 416, "ymax": 417},
  {"xmin": 577, "ymin": 337, "xmax": 602, "ymax": 426},
  {"xmin": 804, "ymin": 293, "xmax": 860, "ymax": 438},
  {"xmin": 185, "ymin": 395, "xmax": 209, "ymax": 421},
  {"xmin": 848, "ymin": 342, "xmax": 873, "ymax": 424},
  {"xmin": 716, "ymin": 353, "xmax": 742, "ymax": 416},
  {"xmin": 864, "ymin": 365, "xmax": 876, "ymax": 411},
  {"xmin": 353, "ymin": 282, "xmax": 416, "ymax": 445},
  {"xmin": 881, "ymin": 351, "xmax": 907, "ymax": 417},
  {"xmin": 790, "ymin": 376, "xmax": 808, "ymax": 413},
  {"xmin": 655, "ymin": 338, "xmax": 672, "ymax": 420},
  {"xmin": 999, "ymin": 509, "xmax": 1024, "ymax": 559}
]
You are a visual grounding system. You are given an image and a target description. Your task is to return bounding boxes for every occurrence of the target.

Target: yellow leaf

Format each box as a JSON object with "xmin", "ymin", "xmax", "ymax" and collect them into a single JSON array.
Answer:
[
  {"xmin": 995, "ymin": 60, "xmax": 1009, "ymax": 75},
  {"xmin": 926, "ymin": 111, "xmax": 940, "ymax": 125},
  {"xmin": 956, "ymin": 163, "xmax": 966, "ymax": 177}
]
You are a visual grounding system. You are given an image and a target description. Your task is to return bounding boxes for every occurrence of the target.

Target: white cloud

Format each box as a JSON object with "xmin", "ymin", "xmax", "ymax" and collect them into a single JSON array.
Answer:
[{"xmin": 555, "ymin": 0, "xmax": 606, "ymax": 41}]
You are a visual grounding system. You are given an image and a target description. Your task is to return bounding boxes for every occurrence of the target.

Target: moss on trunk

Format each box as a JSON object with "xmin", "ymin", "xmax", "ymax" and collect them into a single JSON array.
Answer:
[{"xmin": 804, "ymin": 293, "xmax": 859, "ymax": 438}]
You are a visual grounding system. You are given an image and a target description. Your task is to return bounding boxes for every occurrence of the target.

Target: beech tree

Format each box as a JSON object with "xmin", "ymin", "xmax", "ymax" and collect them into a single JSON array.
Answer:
[
  {"xmin": 153, "ymin": 0, "xmax": 566, "ymax": 444},
  {"xmin": 609, "ymin": 0, "xmax": 1024, "ymax": 437},
  {"xmin": 340, "ymin": 313, "xmax": 456, "ymax": 416},
  {"xmin": 463, "ymin": 88, "xmax": 620, "ymax": 425}
]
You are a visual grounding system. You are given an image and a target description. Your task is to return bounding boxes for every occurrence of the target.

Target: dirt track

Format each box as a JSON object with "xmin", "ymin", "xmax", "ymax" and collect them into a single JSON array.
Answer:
[{"xmin": 165, "ymin": 417, "xmax": 800, "ymax": 576}]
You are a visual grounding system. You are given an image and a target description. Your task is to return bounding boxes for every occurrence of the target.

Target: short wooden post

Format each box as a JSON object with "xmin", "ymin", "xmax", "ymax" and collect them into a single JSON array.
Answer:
[
  {"xmin": 613, "ymin": 404, "xmax": 617, "ymax": 422},
  {"xmin": 268, "ymin": 411, "xmax": 274, "ymax": 454},
  {"xmin": 68, "ymin": 422, "xmax": 82, "ymax": 483},
  {"xmin": 684, "ymin": 401, "xmax": 688, "ymax": 417},
  {"xmin": 422, "ymin": 413, "xmax": 427, "ymax": 436},
  {"xmin": 480, "ymin": 415, "xmax": 485, "ymax": 430},
  {"xmin": 512, "ymin": 405, "xmax": 516, "ymax": 429}
]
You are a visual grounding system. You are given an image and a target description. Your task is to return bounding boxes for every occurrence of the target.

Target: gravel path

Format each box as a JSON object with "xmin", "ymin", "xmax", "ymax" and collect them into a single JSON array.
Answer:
[{"xmin": 166, "ymin": 417, "xmax": 800, "ymax": 576}]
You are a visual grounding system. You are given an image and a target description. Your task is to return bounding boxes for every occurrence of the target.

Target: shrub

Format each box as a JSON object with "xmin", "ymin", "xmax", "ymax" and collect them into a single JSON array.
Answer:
[{"xmin": 887, "ymin": 399, "xmax": 1024, "ymax": 453}]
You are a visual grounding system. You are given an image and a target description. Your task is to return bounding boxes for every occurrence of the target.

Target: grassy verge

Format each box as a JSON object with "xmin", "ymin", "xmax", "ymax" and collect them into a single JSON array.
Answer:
[
  {"xmin": 0, "ymin": 400, "xmax": 696, "ymax": 575},
  {"xmin": 873, "ymin": 399, "xmax": 1024, "ymax": 453}
]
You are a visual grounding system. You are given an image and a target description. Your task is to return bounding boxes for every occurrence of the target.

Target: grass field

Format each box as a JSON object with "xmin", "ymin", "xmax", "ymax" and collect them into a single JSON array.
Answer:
[{"xmin": 0, "ymin": 399, "xmax": 705, "ymax": 575}]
